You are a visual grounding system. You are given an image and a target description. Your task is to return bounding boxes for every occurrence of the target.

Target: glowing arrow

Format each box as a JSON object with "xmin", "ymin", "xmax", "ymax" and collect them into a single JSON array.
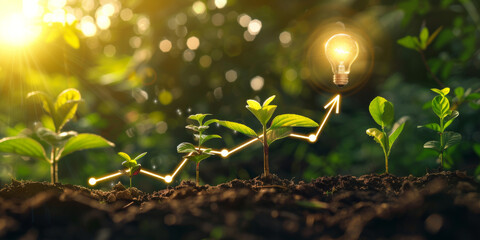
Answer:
[{"xmin": 88, "ymin": 94, "xmax": 341, "ymax": 186}]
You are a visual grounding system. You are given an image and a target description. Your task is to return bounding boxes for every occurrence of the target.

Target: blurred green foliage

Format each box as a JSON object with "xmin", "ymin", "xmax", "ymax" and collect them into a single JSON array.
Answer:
[{"xmin": 0, "ymin": 0, "xmax": 479, "ymax": 191}]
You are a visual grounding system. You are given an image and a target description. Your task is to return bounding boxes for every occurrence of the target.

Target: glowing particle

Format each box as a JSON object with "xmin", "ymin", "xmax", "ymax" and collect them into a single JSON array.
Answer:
[
  {"xmin": 225, "ymin": 69, "xmax": 237, "ymax": 82},
  {"xmin": 192, "ymin": 1, "xmax": 206, "ymax": 15},
  {"xmin": 120, "ymin": 8, "xmax": 133, "ymax": 21},
  {"xmin": 221, "ymin": 149, "xmax": 229, "ymax": 157},
  {"xmin": 250, "ymin": 76, "xmax": 264, "ymax": 91},
  {"xmin": 247, "ymin": 19, "xmax": 262, "ymax": 35},
  {"xmin": 186, "ymin": 36, "xmax": 200, "ymax": 50},
  {"xmin": 96, "ymin": 15, "xmax": 111, "ymax": 30},
  {"xmin": 237, "ymin": 14, "xmax": 251, "ymax": 27},
  {"xmin": 158, "ymin": 90, "xmax": 173, "ymax": 105},
  {"xmin": 165, "ymin": 175, "xmax": 173, "ymax": 183},
  {"xmin": 279, "ymin": 31, "xmax": 292, "ymax": 46},
  {"xmin": 199, "ymin": 55, "xmax": 212, "ymax": 68},
  {"xmin": 214, "ymin": 0, "xmax": 227, "ymax": 9},
  {"xmin": 159, "ymin": 39, "xmax": 172, "ymax": 52},
  {"xmin": 183, "ymin": 49, "xmax": 195, "ymax": 62},
  {"xmin": 308, "ymin": 134, "xmax": 316, "ymax": 142}
]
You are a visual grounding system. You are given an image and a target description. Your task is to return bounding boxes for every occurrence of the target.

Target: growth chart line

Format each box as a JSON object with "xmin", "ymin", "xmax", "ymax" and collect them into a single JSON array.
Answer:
[{"xmin": 88, "ymin": 94, "xmax": 341, "ymax": 186}]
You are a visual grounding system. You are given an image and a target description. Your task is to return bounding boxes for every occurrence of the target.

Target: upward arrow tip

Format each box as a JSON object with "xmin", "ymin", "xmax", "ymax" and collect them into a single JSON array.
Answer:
[{"xmin": 324, "ymin": 94, "xmax": 341, "ymax": 114}]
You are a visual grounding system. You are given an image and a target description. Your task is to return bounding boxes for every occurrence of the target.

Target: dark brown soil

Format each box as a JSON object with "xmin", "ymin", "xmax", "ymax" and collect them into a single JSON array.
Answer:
[{"xmin": 1, "ymin": 171, "xmax": 480, "ymax": 239}]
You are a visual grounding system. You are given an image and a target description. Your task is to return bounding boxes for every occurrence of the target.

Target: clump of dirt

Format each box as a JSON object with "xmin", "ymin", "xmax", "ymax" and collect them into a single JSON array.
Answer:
[{"xmin": 1, "ymin": 171, "xmax": 479, "ymax": 239}]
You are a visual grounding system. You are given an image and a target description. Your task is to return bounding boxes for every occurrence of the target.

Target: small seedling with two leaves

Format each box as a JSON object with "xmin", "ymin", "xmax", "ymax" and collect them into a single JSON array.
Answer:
[
  {"xmin": 366, "ymin": 96, "xmax": 406, "ymax": 174},
  {"xmin": 0, "ymin": 88, "xmax": 114, "ymax": 183},
  {"xmin": 177, "ymin": 114, "xmax": 221, "ymax": 186},
  {"xmin": 218, "ymin": 95, "xmax": 318, "ymax": 178},
  {"xmin": 118, "ymin": 152, "xmax": 146, "ymax": 188},
  {"xmin": 419, "ymin": 88, "xmax": 461, "ymax": 169}
]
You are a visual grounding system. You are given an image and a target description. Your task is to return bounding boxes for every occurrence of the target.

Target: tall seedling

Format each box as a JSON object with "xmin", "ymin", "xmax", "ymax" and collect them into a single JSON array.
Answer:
[
  {"xmin": 0, "ymin": 88, "xmax": 114, "ymax": 183},
  {"xmin": 218, "ymin": 95, "xmax": 318, "ymax": 177}
]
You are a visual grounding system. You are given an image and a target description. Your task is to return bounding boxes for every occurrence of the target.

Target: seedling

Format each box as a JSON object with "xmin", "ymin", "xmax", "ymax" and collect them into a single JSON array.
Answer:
[
  {"xmin": 419, "ymin": 88, "xmax": 461, "ymax": 169},
  {"xmin": 218, "ymin": 95, "xmax": 318, "ymax": 178},
  {"xmin": 177, "ymin": 114, "xmax": 221, "ymax": 185},
  {"xmin": 118, "ymin": 152, "xmax": 146, "ymax": 188},
  {"xmin": 366, "ymin": 96, "xmax": 406, "ymax": 174},
  {"xmin": 0, "ymin": 88, "xmax": 114, "ymax": 183}
]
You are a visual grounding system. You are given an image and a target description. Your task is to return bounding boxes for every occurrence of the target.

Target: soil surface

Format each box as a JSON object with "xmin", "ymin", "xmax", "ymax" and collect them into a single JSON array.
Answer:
[{"xmin": 1, "ymin": 171, "xmax": 480, "ymax": 239}]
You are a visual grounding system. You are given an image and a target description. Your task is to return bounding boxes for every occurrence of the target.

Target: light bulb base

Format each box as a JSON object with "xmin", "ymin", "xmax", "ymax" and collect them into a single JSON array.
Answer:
[{"xmin": 333, "ymin": 73, "xmax": 348, "ymax": 87}]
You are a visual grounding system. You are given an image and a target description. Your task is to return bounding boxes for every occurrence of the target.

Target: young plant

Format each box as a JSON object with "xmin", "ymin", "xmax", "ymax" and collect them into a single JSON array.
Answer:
[
  {"xmin": 118, "ymin": 152, "xmax": 146, "ymax": 188},
  {"xmin": 366, "ymin": 96, "xmax": 406, "ymax": 174},
  {"xmin": 419, "ymin": 88, "xmax": 461, "ymax": 169},
  {"xmin": 0, "ymin": 88, "xmax": 114, "ymax": 183},
  {"xmin": 217, "ymin": 95, "xmax": 318, "ymax": 178},
  {"xmin": 177, "ymin": 114, "xmax": 221, "ymax": 186}
]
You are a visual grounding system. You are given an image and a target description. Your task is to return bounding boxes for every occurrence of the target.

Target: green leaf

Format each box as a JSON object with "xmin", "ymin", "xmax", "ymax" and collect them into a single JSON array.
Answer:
[
  {"xmin": 186, "ymin": 124, "xmax": 200, "ymax": 131},
  {"xmin": 118, "ymin": 152, "xmax": 131, "ymax": 162},
  {"xmin": 431, "ymin": 87, "xmax": 450, "ymax": 96},
  {"xmin": 443, "ymin": 131, "xmax": 461, "ymax": 149},
  {"xmin": 419, "ymin": 27, "xmax": 429, "ymax": 50},
  {"xmin": 188, "ymin": 114, "xmax": 211, "ymax": 125},
  {"xmin": 246, "ymin": 99, "xmax": 261, "ymax": 110},
  {"xmin": 63, "ymin": 28, "xmax": 80, "ymax": 49},
  {"xmin": 122, "ymin": 160, "xmax": 136, "ymax": 169},
  {"xmin": 262, "ymin": 95, "xmax": 276, "ymax": 107},
  {"xmin": 427, "ymin": 26, "xmax": 443, "ymax": 46},
  {"xmin": 465, "ymin": 93, "xmax": 480, "ymax": 101},
  {"xmin": 27, "ymin": 91, "xmax": 54, "ymax": 116},
  {"xmin": 177, "ymin": 142, "xmax": 197, "ymax": 153},
  {"xmin": 0, "ymin": 137, "xmax": 47, "ymax": 161},
  {"xmin": 247, "ymin": 105, "xmax": 277, "ymax": 126},
  {"xmin": 424, "ymin": 140, "xmax": 441, "ymax": 152},
  {"xmin": 444, "ymin": 110, "xmax": 459, "ymax": 130},
  {"xmin": 368, "ymin": 96, "xmax": 394, "ymax": 128},
  {"xmin": 418, "ymin": 123, "xmax": 441, "ymax": 132},
  {"xmin": 432, "ymin": 95, "xmax": 450, "ymax": 118},
  {"xmin": 54, "ymin": 88, "xmax": 82, "ymax": 131},
  {"xmin": 388, "ymin": 121, "xmax": 405, "ymax": 150},
  {"xmin": 265, "ymin": 127, "xmax": 292, "ymax": 145},
  {"xmin": 454, "ymin": 87, "xmax": 464, "ymax": 99},
  {"xmin": 204, "ymin": 119, "xmax": 218, "ymax": 126},
  {"xmin": 366, "ymin": 128, "xmax": 387, "ymax": 152},
  {"xmin": 188, "ymin": 153, "xmax": 211, "ymax": 163},
  {"xmin": 60, "ymin": 133, "xmax": 114, "ymax": 158},
  {"xmin": 218, "ymin": 121, "xmax": 257, "ymax": 137},
  {"xmin": 36, "ymin": 127, "xmax": 77, "ymax": 147},
  {"xmin": 198, "ymin": 134, "xmax": 222, "ymax": 146},
  {"xmin": 270, "ymin": 114, "xmax": 319, "ymax": 129},
  {"xmin": 133, "ymin": 152, "xmax": 147, "ymax": 161},
  {"xmin": 397, "ymin": 35, "xmax": 419, "ymax": 50}
]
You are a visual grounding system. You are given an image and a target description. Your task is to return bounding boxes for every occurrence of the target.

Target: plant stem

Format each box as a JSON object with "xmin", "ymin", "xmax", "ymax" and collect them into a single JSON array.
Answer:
[
  {"xmin": 262, "ymin": 126, "xmax": 269, "ymax": 177},
  {"xmin": 418, "ymin": 50, "xmax": 445, "ymax": 88},
  {"xmin": 382, "ymin": 127, "xmax": 389, "ymax": 174},
  {"xmin": 439, "ymin": 117, "xmax": 445, "ymax": 170},
  {"xmin": 129, "ymin": 177, "xmax": 132, "ymax": 188},
  {"xmin": 50, "ymin": 148, "xmax": 57, "ymax": 183},
  {"xmin": 196, "ymin": 162, "xmax": 200, "ymax": 186}
]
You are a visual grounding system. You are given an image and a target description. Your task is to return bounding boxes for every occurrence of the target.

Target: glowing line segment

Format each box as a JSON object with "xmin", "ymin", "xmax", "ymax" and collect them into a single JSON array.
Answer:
[{"xmin": 89, "ymin": 94, "xmax": 341, "ymax": 186}]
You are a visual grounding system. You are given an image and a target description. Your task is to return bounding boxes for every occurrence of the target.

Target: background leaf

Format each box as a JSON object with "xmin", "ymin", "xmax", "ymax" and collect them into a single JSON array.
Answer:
[
  {"xmin": 54, "ymin": 89, "xmax": 82, "ymax": 131},
  {"xmin": 424, "ymin": 140, "xmax": 441, "ymax": 152},
  {"xmin": 0, "ymin": 137, "xmax": 47, "ymax": 161},
  {"xmin": 443, "ymin": 131, "xmax": 461, "ymax": 149},
  {"xmin": 60, "ymin": 133, "xmax": 114, "ymax": 158},
  {"xmin": 177, "ymin": 142, "xmax": 197, "ymax": 153},
  {"xmin": 218, "ymin": 121, "xmax": 257, "ymax": 137},
  {"xmin": 270, "ymin": 114, "xmax": 318, "ymax": 129}
]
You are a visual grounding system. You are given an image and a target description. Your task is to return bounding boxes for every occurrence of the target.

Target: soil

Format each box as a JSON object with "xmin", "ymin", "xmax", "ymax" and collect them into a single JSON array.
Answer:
[{"xmin": 1, "ymin": 171, "xmax": 480, "ymax": 240}]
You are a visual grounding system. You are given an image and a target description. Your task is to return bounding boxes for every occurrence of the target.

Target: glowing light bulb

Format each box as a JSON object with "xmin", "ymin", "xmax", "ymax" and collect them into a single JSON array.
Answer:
[{"xmin": 325, "ymin": 33, "xmax": 359, "ymax": 87}]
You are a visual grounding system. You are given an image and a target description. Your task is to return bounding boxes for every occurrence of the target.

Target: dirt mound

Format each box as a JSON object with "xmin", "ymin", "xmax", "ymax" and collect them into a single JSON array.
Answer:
[{"xmin": 1, "ymin": 171, "xmax": 479, "ymax": 239}]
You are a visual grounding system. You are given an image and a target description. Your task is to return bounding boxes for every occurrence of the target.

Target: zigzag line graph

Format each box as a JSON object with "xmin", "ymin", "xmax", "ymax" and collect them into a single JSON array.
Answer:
[{"xmin": 88, "ymin": 94, "xmax": 340, "ymax": 186}]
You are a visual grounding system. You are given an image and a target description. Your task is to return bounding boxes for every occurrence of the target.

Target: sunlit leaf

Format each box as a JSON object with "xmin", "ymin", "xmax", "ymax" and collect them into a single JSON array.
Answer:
[
  {"xmin": 118, "ymin": 152, "xmax": 131, "ymax": 162},
  {"xmin": 218, "ymin": 121, "xmax": 257, "ymax": 137},
  {"xmin": 444, "ymin": 110, "xmax": 459, "ymax": 130},
  {"xmin": 397, "ymin": 35, "xmax": 419, "ymax": 50},
  {"xmin": 0, "ymin": 137, "xmax": 47, "ymax": 161},
  {"xmin": 246, "ymin": 99, "xmax": 261, "ymax": 110},
  {"xmin": 54, "ymin": 88, "xmax": 82, "ymax": 131},
  {"xmin": 198, "ymin": 134, "xmax": 222, "ymax": 146},
  {"xmin": 187, "ymin": 153, "xmax": 211, "ymax": 163},
  {"xmin": 177, "ymin": 142, "xmax": 197, "ymax": 153},
  {"xmin": 36, "ymin": 127, "xmax": 77, "ymax": 147},
  {"xmin": 388, "ymin": 120, "xmax": 405, "ymax": 150},
  {"xmin": 133, "ymin": 152, "xmax": 147, "ymax": 161},
  {"xmin": 419, "ymin": 27, "xmax": 429, "ymax": 49},
  {"xmin": 27, "ymin": 91, "xmax": 54, "ymax": 116},
  {"xmin": 368, "ymin": 96, "xmax": 394, "ymax": 128},
  {"xmin": 418, "ymin": 123, "xmax": 441, "ymax": 132},
  {"xmin": 188, "ymin": 114, "xmax": 211, "ymax": 125},
  {"xmin": 270, "ymin": 114, "xmax": 318, "ymax": 129},
  {"xmin": 432, "ymin": 95, "xmax": 450, "ymax": 118},
  {"xmin": 265, "ymin": 127, "xmax": 292, "ymax": 145},
  {"xmin": 262, "ymin": 95, "xmax": 276, "ymax": 107},
  {"xmin": 427, "ymin": 26, "xmax": 443, "ymax": 46},
  {"xmin": 247, "ymin": 105, "xmax": 277, "ymax": 126},
  {"xmin": 63, "ymin": 28, "xmax": 80, "ymax": 49},
  {"xmin": 431, "ymin": 87, "xmax": 450, "ymax": 96},
  {"xmin": 204, "ymin": 119, "xmax": 218, "ymax": 126},
  {"xmin": 366, "ymin": 128, "xmax": 387, "ymax": 152},
  {"xmin": 60, "ymin": 133, "xmax": 114, "ymax": 158}
]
